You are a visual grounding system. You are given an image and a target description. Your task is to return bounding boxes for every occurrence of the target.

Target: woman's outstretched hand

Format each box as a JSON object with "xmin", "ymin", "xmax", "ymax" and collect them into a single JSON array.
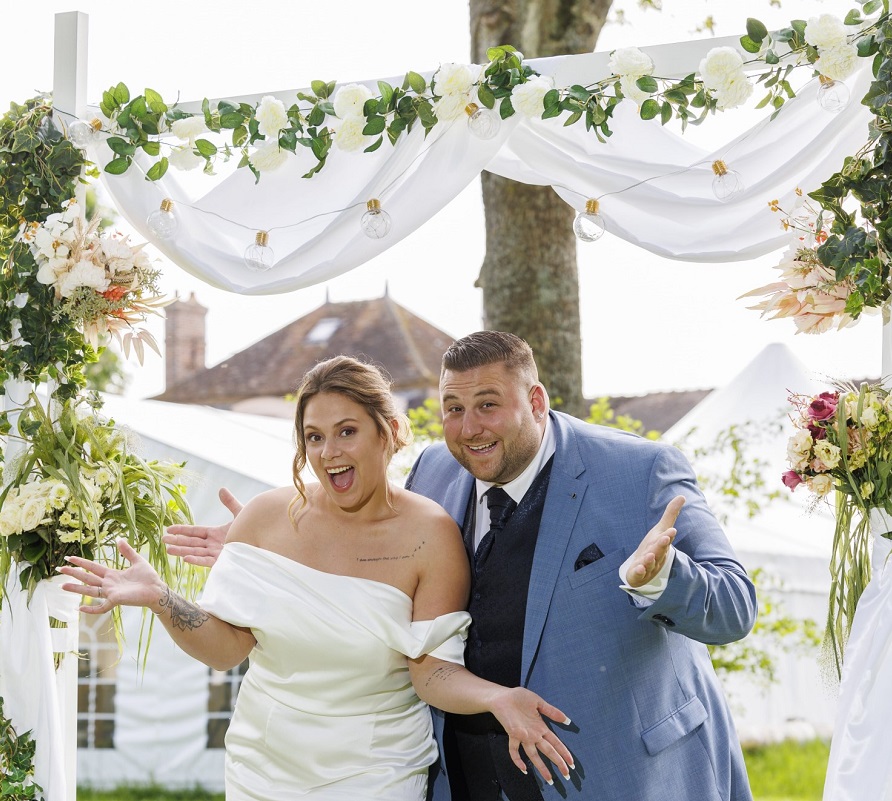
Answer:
[
  {"xmin": 58, "ymin": 538, "xmax": 167, "ymax": 614},
  {"xmin": 488, "ymin": 687, "xmax": 574, "ymax": 785},
  {"xmin": 162, "ymin": 487, "xmax": 242, "ymax": 567}
]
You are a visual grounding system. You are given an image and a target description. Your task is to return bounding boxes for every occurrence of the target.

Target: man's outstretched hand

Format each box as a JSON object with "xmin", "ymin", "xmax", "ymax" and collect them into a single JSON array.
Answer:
[
  {"xmin": 624, "ymin": 495, "xmax": 684, "ymax": 588},
  {"xmin": 163, "ymin": 488, "xmax": 243, "ymax": 568}
]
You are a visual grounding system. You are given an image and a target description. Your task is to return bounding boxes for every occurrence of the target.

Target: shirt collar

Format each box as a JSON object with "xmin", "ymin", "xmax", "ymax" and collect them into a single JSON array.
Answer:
[{"xmin": 476, "ymin": 414, "xmax": 556, "ymax": 508}]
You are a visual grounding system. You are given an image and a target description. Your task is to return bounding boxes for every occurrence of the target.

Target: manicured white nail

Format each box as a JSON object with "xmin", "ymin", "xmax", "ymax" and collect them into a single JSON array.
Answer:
[
  {"xmin": 563, "ymin": 717, "xmax": 572, "ymax": 725},
  {"xmin": 546, "ymin": 778, "xmax": 554, "ymax": 786}
]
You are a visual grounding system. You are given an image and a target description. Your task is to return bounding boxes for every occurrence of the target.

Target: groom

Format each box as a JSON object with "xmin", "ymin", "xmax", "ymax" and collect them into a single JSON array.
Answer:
[
  {"xmin": 403, "ymin": 331, "xmax": 755, "ymax": 801},
  {"xmin": 166, "ymin": 330, "xmax": 756, "ymax": 801}
]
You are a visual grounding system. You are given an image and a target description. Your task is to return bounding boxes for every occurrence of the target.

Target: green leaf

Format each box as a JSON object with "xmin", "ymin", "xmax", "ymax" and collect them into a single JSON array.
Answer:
[
  {"xmin": 746, "ymin": 18, "xmax": 768, "ymax": 42},
  {"xmin": 639, "ymin": 99, "xmax": 660, "ymax": 120},
  {"xmin": 362, "ymin": 115, "xmax": 386, "ymax": 136},
  {"xmin": 311, "ymin": 80, "xmax": 329, "ymax": 99},
  {"xmin": 477, "ymin": 83, "xmax": 496, "ymax": 109},
  {"xmin": 146, "ymin": 157, "xmax": 169, "ymax": 181},
  {"xmin": 845, "ymin": 9, "xmax": 864, "ymax": 24},
  {"xmin": 307, "ymin": 105, "xmax": 325, "ymax": 127},
  {"xmin": 541, "ymin": 103, "xmax": 562, "ymax": 120},
  {"xmin": 563, "ymin": 110, "xmax": 582, "ymax": 126},
  {"xmin": 106, "ymin": 136, "xmax": 136, "ymax": 157},
  {"xmin": 145, "ymin": 88, "xmax": 167, "ymax": 114},
  {"xmin": 232, "ymin": 125, "xmax": 249, "ymax": 147},
  {"xmin": 104, "ymin": 157, "xmax": 131, "ymax": 175},
  {"xmin": 220, "ymin": 112, "xmax": 245, "ymax": 129},
  {"xmin": 378, "ymin": 81, "xmax": 394, "ymax": 107},
  {"xmin": 765, "ymin": 49, "xmax": 780, "ymax": 65},
  {"xmin": 857, "ymin": 35, "xmax": 878, "ymax": 57},
  {"xmin": 363, "ymin": 136, "xmax": 383, "ymax": 153},
  {"xmin": 862, "ymin": 0, "xmax": 883, "ymax": 14},
  {"xmin": 406, "ymin": 71, "xmax": 427, "ymax": 95},
  {"xmin": 113, "ymin": 82, "xmax": 131, "ymax": 105},
  {"xmin": 635, "ymin": 76, "xmax": 658, "ymax": 94},
  {"xmin": 791, "ymin": 19, "xmax": 807, "ymax": 37},
  {"xmin": 499, "ymin": 96, "xmax": 515, "ymax": 119},
  {"xmin": 740, "ymin": 35, "xmax": 762, "ymax": 54},
  {"xmin": 194, "ymin": 138, "xmax": 218, "ymax": 157},
  {"xmin": 141, "ymin": 141, "xmax": 161, "ymax": 156},
  {"xmin": 660, "ymin": 101, "xmax": 672, "ymax": 125}
]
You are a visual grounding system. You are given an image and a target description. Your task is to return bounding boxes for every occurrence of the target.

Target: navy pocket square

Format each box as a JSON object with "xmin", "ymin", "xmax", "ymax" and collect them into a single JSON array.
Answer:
[{"xmin": 574, "ymin": 543, "xmax": 605, "ymax": 571}]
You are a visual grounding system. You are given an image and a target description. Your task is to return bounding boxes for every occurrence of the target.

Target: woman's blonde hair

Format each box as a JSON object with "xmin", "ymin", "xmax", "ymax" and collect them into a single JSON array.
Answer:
[{"xmin": 290, "ymin": 355, "xmax": 412, "ymax": 508}]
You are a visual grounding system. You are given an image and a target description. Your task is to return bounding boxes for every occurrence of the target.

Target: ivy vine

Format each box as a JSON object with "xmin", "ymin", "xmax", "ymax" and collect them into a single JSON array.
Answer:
[{"xmin": 0, "ymin": 698, "xmax": 42, "ymax": 801}]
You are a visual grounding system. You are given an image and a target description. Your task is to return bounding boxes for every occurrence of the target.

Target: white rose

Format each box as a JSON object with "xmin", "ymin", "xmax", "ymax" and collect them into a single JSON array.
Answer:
[
  {"xmin": 333, "ymin": 115, "xmax": 371, "ymax": 152},
  {"xmin": 808, "ymin": 474, "xmax": 834, "ymax": 496},
  {"xmin": 609, "ymin": 47, "xmax": 654, "ymax": 78},
  {"xmin": 813, "ymin": 439, "xmax": 841, "ymax": 469},
  {"xmin": 333, "ymin": 83, "xmax": 374, "ymax": 119},
  {"xmin": 0, "ymin": 503, "xmax": 21, "ymax": 537},
  {"xmin": 170, "ymin": 116, "xmax": 207, "ymax": 142},
  {"xmin": 816, "ymin": 43, "xmax": 860, "ymax": 82},
  {"xmin": 805, "ymin": 14, "xmax": 848, "ymax": 50},
  {"xmin": 19, "ymin": 497, "xmax": 46, "ymax": 532},
  {"xmin": 57, "ymin": 259, "xmax": 110, "ymax": 298},
  {"xmin": 169, "ymin": 144, "xmax": 204, "ymax": 171},
  {"xmin": 248, "ymin": 139, "xmax": 290, "ymax": 172},
  {"xmin": 255, "ymin": 95, "xmax": 289, "ymax": 138},
  {"xmin": 713, "ymin": 75, "xmax": 754, "ymax": 110},
  {"xmin": 434, "ymin": 63, "xmax": 478, "ymax": 98},
  {"xmin": 859, "ymin": 405, "xmax": 880, "ymax": 429},
  {"xmin": 699, "ymin": 46, "xmax": 746, "ymax": 89},
  {"xmin": 511, "ymin": 76, "xmax": 554, "ymax": 117},
  {"xmin": 433, "ymin": 92, "xmax": 470, "ymax": 122},
  {"xmin": 620, "ymin": 74, "xmax": 652, "ymax": 106}
]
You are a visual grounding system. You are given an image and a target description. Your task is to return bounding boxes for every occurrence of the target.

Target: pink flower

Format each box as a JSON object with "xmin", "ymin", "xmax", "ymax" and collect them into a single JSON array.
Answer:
[
  {"xmin": 808, "ymin": 391, "xmax": 839, "ymax": 421},
  {"xmin": 807, "ymin": 423, "xmax": 827, "ymax": 440},
  {"xmin": 782, "ymin": 470, "xmax": 804, "ymax": 491}
]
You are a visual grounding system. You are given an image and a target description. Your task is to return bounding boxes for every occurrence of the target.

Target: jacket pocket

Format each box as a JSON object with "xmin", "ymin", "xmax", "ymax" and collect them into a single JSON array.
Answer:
[
  {"xmin": 640, "ymin": 696, "xmax": 708, "ymax": 756},
  {"xmin": 567, "ymin": 546, "xmax": 628, "ymax": 589}
]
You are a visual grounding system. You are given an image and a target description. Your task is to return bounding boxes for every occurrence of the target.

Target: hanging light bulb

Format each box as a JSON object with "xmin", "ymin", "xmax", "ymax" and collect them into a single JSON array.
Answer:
[
  {"xmin": 573, "ymin": 199, "xmax": 605, "ymax": 242},
  {"xmin": 360, "ymin": 199, "xmax": 392, "ymax": 239},
  {"xmin": 244, "ymin": 231, "xmax": 275, "ymax": 272},
  {"xmin": 465, "ymin": 102, "xmax": 501, "ymax": 140},
  {"xmin": 67, "ymin": 118, "xmax": 103, "ymax": 148},
  {"xmin": 711, "ymin": 160, "xmax": 744, "ymax": 202},
  {"xmin": 146, "ymin": 199, "xmax": 179, "ymax": 240},
  {"xmin": 817, "ymin": 75, "xmax": 850, "ymax": 114}
]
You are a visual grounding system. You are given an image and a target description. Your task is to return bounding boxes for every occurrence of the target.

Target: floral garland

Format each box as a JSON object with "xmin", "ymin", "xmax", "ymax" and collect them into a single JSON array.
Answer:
[
  {"xmin": 0, "ymin": 697, "xmax": 41, "ymax": 801},
  {"xmin": 781, "ymin": 382, "xmax": 892, "ymax": 676}
]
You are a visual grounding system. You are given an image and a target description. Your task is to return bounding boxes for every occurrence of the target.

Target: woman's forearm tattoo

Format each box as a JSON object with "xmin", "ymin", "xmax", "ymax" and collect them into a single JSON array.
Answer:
[
  {"xmin": 425, "ymin": 664, "xmax": 462, "ymax": 687},
  {"xmin": 158, "ymin": 587, "xmax": 209, "ymax": 631}
]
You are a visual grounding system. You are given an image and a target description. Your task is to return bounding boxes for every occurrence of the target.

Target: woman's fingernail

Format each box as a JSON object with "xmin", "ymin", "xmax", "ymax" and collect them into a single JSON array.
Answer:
[
  {"xmin": 520, "ymin": 768, "xmax": 527, "ymax": 775},
  {"xmin": 562, "ymin": 773, "xmax": 570, "ymax": 780},
  {"xmin": 546, "ymin": 778, "xmax": 554, "ymax": 786},
  {"xmin": 569, "ymin": 762, "xmax": 576, "ymax": 770},
  {"xmin": 563, "ymin": 717, "xmax": 572, "ymax": 725}
]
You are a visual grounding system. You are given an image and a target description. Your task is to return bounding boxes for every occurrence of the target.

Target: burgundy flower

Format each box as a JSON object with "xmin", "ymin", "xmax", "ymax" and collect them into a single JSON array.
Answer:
[
  {"xmin": 808, "ymin": 423, "xmax": 827, "ymax": 441},
  {"xmin": 808, "ymin": 391, "xmax": 839, "ymax": 422},
  {"xmin": 782, "ymin": 470, "xmax": 804, "ymax": 491}
]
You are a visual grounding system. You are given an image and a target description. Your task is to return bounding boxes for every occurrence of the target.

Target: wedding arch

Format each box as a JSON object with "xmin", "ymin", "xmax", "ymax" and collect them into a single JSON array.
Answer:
[{"xmin": 2, "ymin": 6, "xmax": 892, "ymax": 799}]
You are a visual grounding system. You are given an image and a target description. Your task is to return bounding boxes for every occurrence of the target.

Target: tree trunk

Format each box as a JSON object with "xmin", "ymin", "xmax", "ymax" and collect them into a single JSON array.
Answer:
[{"xmin": 470, "ymin": 0, "xmax": 612, "ymax": 418}]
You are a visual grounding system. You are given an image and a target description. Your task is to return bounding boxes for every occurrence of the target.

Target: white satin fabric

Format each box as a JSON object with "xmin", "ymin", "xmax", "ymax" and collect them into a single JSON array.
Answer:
[
  {"xmin": 198, "ymin": 541, "xmax": 470, "ymax": 800},
  {"xmin": 823, "ymin": 512, "xmax": 892, "ymax": 801},
  {"xmin": 85, "ymin": 53, "xmax": 874, "ymax": 295},
  {"xmin": 0, "ymin": 571, "xmax": 80, "ymax": 801}
]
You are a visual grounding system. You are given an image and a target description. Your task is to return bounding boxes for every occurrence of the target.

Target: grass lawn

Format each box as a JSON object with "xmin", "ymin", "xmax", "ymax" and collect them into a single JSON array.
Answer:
[{"xmin": 76, "ymin": 738, "xmax": 830, "ymax": 801}]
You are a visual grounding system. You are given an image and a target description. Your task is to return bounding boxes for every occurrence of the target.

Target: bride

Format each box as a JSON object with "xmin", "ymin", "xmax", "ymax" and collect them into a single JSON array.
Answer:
[{"xmin": 59, "ymin": 355, "xmax": 572, "ymax": 801}]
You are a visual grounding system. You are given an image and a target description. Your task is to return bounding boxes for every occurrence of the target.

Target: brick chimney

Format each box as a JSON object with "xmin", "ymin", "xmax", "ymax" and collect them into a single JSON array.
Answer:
[{"xmin": 164, "ymin": 292, "xmax": 207, "ymax": 390}]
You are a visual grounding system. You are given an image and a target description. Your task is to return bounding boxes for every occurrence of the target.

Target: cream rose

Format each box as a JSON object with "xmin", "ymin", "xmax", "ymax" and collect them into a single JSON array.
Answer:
[
  {"xmin": 170, "ymin": 116, "xmax": 207, "ymax": 141},
  {"xmin": 333, "ymin": 115, "xmax": 371, "ymax": 153},
  {"xmin": 808, "ymin": 474, "xmax": 834, "ymax": 496},
  {"xmin": 169, "ymin": 144, "xmax": 203, "ymax": 172},
  {"xmin": 19, "ymin": 497, "xmax": 47, "ymax": 532},
  {"xmin": 256, "ymin": 95, "xmax": 289, "ymax": 138},
  {"xmin": 813, "ymin": 439, "xmax": 841, "ymax": 469},
  {"xmin": 805, "ymin": 14, "xmax": 848, "ymax": 50},
  {"xmin": 57, "ymin": 260, "xmax": 110, "ymax": 298},
  {"xmin": 333, "ymin": 83, "xmax": 374, "ymax": 119},
  {"xmin": 609, "ymin": 47, "xmax": 654, "ymax": 78},
  {"xmin": 249, "ymin": 140, "xmax": 290, "ymax": 172},
  {"xmin": 816, "ymin": 44, "xmax": 860, "ymax": 82},
  {"xmin": 434, "ymin": 63, "xmax": 478, "ymax": 98},
  {"xmin": 620, "ymin": 75, "xmax": 652, "ymax": 106},
  {"xmin": 511, "ymin": 76, "xmax": 554, "ymax": 118}
]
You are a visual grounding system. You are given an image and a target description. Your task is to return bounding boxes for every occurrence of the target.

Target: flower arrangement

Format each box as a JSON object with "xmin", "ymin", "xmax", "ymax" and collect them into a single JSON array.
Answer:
[
  {"xmin": 17, "ymin": 199, "xmax": 168, "ymax": 361},
  {"xmin": 0, "ymin": 394, "xmax": 193, "ymax": 598},
  {"xmin": 782, "ymin": 382, "xmax": 892, "ymax": 675}
]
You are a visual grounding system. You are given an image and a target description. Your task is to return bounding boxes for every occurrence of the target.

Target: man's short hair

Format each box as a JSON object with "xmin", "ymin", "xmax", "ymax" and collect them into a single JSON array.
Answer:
[{"xmin": 441, "ymin": 331, "xmax": 539, "ymax": 382}]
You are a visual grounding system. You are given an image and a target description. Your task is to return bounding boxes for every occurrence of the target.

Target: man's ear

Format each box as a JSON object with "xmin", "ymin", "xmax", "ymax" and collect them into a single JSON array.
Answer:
[{"xmin": 530, "ymin": 383, "xmax": 549, "ymax": 420}]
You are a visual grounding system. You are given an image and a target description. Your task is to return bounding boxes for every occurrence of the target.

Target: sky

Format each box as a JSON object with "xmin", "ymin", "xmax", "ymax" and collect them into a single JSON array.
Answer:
[{"xmin": 1, "ymin": 0, "xmax": 884, "ymax": 400}]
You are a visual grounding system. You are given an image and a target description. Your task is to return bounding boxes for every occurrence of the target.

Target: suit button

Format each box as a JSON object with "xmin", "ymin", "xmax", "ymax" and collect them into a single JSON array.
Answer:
[
  {"xmin": 653, "ymin": 614, "xmax": 675, "ymax": 627},
  {"xmin": 474, "ymin": 593, "xmax": 481, "ymax": 600}
]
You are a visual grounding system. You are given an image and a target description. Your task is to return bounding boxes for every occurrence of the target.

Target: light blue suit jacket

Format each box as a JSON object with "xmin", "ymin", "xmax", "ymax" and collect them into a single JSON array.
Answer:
[{"xmin": 405, "ymin": 411, "xmax": 756, "ymax": 801}]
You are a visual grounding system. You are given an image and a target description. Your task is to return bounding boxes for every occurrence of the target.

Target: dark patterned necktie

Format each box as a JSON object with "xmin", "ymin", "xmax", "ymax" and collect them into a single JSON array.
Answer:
[{"xmin": 475, "ymin": 487, "xmax": 517, "ymax": 574}]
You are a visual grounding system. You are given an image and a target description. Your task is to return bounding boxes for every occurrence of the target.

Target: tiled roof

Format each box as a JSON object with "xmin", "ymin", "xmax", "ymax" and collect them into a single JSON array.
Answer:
[{"xmin": 156, "ymin": 295, "xmax": 453, "ymax": 406}]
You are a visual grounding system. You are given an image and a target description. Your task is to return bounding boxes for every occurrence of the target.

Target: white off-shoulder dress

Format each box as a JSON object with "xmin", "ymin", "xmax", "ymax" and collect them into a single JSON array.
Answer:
[{"xmin": 198, "ymin": 541, "xmax": 471, "ymax": 801}]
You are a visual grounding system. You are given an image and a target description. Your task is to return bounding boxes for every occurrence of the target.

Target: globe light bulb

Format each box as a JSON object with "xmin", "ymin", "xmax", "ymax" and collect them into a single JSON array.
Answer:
[
  {"xmin": 465, "ymin": 102, "xmax": 501, "ymax": 140},
  {"xmin": 146, "ymin": 199, "xmax": 179, "ymax": 240},
  {"xmin": 67, "ymin": 118, "xmax": 102, "ymax": 149},
  {"xmin": 244, "ymin": 231, "xmax": 275, "ymax": 272},
  {"xmin": 573, "ymin": 199, "xmax": 605, "ymax": 242},
  {"xmin": 711, "ymin": 160, "xmax": 744, "ymax": 202},
  {"xmin": 360, "ymin": 199, "xmax": 392, "ymax": 239},
  {"xmin": 817, "ymin": 75, "xmax": 850, "ymax": 114}
]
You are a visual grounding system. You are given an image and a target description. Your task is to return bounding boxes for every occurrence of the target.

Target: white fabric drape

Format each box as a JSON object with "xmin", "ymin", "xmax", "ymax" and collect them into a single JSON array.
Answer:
[
  {"xmin": 0, "ymin": 573, "xmax": 80, "ymax": 801},
  {"xmin": 86, "ymin": 54, "xmax": 874, "ymax": 295},
  {"xmin": 822, "ymin": 510, "xmax": 892, "ymax": 801}
]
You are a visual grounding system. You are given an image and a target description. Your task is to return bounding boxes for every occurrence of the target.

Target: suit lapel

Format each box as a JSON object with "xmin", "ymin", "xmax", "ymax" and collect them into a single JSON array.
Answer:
[{"xmin": 521, "ymin": 413, "xmax": 587, "ymax": 684}]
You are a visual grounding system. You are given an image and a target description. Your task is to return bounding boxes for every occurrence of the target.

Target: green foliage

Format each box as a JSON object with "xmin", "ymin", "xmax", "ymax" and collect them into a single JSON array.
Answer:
[
  {"xmin": 77, "ymin": 790, "xmax": 221, "ymax": 801},
  {"xmin": 584, "ymin": 397, "xmax": 660, "ymax": 439},
  {"xmin": 743, "ymin": 738, "xmax": 830, "ymax": 800},
  {"xmin": 709, "ymin": 568, "xmax": 821, "ymax": 686},
  {"xmin": 0, "ymin": 698, "xmax": 42, "ymax": 801},
  {"xmin": 407, "ymin": 397, "xmax": 443, "ymax": 441},
  {"xmin": 0, "ymin": 97, "xmax": 93, "ymax": 400}
]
